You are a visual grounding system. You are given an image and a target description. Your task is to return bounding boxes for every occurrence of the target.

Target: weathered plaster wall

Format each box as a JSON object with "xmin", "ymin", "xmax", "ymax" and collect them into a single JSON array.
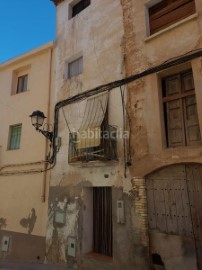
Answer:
[
  {"xmin": 47, "ymin": 0, "xmax": 142, "ymax": 269},
  {"xmin": 121, "ymin": 0, "xmax": 202, "ymax": 269},
  {"xmin": 121, "ymin": 0, "xmax": 202, "ymax": 177}
]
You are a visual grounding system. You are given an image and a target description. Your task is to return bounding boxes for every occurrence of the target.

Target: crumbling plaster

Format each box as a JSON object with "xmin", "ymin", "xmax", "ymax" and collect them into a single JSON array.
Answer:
[
  {"xmin": 121, "ymin": 0, "xmax": 202, "ymax": 178},
  {"xmin": 47, "ymin": 0, "xmax": 139, "ymax": 268}
]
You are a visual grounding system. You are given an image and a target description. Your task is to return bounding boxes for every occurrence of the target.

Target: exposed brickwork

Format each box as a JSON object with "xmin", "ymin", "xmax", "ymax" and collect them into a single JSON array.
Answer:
[{"xmin": 131, "ymin": 177, "xmax": 149, "ymax": 247}]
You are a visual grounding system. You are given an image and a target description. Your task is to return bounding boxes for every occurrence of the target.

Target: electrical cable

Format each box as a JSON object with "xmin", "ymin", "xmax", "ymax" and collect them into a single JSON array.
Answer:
[
  {"xmin": 120, "ymin": 85, "xmax": 132, "ymax": 163},
  {"xmin": 120, "ymin": 86, "xmax": 127, "ymax": 178},
  {"xmin": 44, "ymin": 49, "xmax": 202, "ymax": 171}
]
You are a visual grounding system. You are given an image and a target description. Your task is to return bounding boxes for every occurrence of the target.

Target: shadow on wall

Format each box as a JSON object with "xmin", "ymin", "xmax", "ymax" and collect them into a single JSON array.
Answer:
[
  {"xmin": 20, "ymin": 208, "xmax": 37, "ymax": 234},
  {"xmin": 0, "ymin": 218, "xmax": 7, "ymax": 230}
]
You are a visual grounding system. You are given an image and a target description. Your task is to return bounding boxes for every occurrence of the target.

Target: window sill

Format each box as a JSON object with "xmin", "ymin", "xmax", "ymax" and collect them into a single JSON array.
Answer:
[
  {"xmin": 69, "ymin": 159, "xmax": 118, "ymax": 167},
  {"xmin": 163, "ymin": 144, "xmax": 202, "ymax": 152},
  {"xmin": 144, "ymin": 13, "xmax": 198, "ymax": 42},
  {"xmin": 84, "ymin": 252, "xmax": 113, "ymax": 263},
  {"xmin": 11, "ymin": 90, "xmax": 29, "ymax": 96}
]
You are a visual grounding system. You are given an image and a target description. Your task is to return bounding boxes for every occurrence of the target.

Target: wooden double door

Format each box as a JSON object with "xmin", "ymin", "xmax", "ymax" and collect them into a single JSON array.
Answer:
[{"xmin": 146, "ymin": 164, "xmax": 202, "ymax": 270}]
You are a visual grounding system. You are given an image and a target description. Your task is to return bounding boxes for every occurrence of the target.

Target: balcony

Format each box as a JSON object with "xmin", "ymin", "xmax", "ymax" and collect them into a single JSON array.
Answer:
[{"xmin": 68, "ymin": 125, "xmax": 117, "ymax": 163}]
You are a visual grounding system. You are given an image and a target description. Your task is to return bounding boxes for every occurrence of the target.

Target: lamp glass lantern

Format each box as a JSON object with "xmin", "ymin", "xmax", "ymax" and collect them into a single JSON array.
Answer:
[{"xmin": 30, "ymin": 111, "xmax": 46, "ymax": 130}]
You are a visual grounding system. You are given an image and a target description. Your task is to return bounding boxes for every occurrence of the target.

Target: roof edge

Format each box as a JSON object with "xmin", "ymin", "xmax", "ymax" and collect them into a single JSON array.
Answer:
[
  {"xmin": 0, "ymin": 41, "xmax": 55, "ymax": 69},
  {"xmin": 51, "ymin": 0, "xmax": 64, "ymax": 6}
]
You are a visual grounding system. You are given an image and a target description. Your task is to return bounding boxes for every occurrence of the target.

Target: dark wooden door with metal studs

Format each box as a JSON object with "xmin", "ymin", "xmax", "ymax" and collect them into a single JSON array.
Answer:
[{"xmin": 146, "ymin": 164, "xmax": 202, "ymax": 270}]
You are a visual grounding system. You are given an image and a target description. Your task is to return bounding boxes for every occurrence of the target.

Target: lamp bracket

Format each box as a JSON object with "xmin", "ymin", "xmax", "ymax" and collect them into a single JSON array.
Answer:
[{"xmin": 38, "ymin": 129, "xmax": 53, "ymax": 142}]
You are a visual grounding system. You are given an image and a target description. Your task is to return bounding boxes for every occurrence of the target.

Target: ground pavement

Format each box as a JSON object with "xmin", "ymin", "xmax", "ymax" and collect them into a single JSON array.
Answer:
[{"xmin": 0, "ymin": 262, "xmax": 70, "ymax": 270}]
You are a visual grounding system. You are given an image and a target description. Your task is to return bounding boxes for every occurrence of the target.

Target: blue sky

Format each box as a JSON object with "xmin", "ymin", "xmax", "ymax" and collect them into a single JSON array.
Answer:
[{"xmin": 0, "ymin": 0, "xmax": 56, "ymax": 63}]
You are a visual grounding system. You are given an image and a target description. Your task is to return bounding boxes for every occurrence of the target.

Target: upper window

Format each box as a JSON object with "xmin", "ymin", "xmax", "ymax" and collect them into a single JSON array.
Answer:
[
  {"xmin": 149, "ymin": 0, "xmax": 196, "ymax": 35},
  {"xmin": 162, "ymin": 70, "xmax": 201, "ymax": 148},
  {"xmin": 70, "ymin": 0, "xmax": 90, "ymax": 18},
  {"xmin": 17, "ymin": 74, "xmax": 28, "ymax": 93},
  {"xmin": 67, "ymin": 57, "xmax": 83, "ymax": 79},
  {"xmin": 8, "ymin": 124, "xmax": 22, "ymax": 150},
  {"xmin": 12, "ymin": 66, "xmax": 30, "ymax": 95}
]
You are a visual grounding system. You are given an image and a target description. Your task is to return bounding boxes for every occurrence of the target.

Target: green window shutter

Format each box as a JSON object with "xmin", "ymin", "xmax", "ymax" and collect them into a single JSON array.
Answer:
[{"xmin": 9, "ymin": 125, "xmax": 22, "ymax": 150}]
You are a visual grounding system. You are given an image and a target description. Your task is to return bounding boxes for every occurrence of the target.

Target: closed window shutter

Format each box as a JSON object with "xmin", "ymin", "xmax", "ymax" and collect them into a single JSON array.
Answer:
[
  {"xmin": 184, "ymin": 96, "xmax": 201, "ymax": 145},
  {"xmin": 166, "ymin": 100, "xmax": 185, "ymax": 147},
  {"xmin": 149, "ymin": 0, "xmax": 196, "ymax": 35},
  {"xmin": 163, "ymin": 70, "xmax": 201, "ymax": 147},
  {"xmin": 9, "ymin": 125, "xmax": 22, "ymax": 150}
]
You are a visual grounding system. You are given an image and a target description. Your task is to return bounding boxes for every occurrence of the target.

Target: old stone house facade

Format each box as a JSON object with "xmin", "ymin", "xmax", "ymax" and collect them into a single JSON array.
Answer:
[
  {"xmin": 0, "ymin": 42, "xmax": 54, "ymax": 262},
  {"xmin": 122, "ymin": 0, "xmax": 202, "ymax": 270},
  {"xmin": 48, "ymin": 0, "xmax": 202, "ymax": 270},
  {"xmin": 47, "ymin": 0, "xmax": 135, "ymax": 269},
  {"xmin": 1, "ymin": 0, "xmax": 202, "ymax": 269}
]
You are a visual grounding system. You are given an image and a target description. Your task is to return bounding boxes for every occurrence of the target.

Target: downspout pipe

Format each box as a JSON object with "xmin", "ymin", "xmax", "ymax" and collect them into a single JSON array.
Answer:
[{"xmin": 42, "ymin": 47, "xmax": 53, "ymax": 202}]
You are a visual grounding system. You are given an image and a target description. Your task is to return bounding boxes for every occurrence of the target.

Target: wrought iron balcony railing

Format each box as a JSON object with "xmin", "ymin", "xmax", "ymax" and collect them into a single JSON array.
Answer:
[{"xmin": 68, "ymin": 125, "xmax": 117, "ymax": 163}]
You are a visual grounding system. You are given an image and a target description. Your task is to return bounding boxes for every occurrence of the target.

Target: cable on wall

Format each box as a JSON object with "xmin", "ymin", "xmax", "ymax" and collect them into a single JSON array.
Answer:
[{"xmin": 42, "ymin": 49, "xmax": 202, "ymax": 170}]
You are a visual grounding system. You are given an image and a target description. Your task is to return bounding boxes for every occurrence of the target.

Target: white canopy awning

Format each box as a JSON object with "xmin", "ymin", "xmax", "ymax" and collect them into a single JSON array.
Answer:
[{"xmin": 77, "ymin": 91, "xmax": 108, "ymax": 149}]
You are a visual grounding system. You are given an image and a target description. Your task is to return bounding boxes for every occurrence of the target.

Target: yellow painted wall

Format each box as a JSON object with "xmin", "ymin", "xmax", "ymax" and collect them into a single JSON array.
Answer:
[{"xmin": 0, "ymin": 42, "xmax": 54, "ymax": 237}]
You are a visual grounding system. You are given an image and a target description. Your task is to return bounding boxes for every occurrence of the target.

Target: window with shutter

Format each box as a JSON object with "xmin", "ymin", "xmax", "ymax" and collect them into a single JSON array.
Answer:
[
  {"xmin": 163, "ymin": 70, "xmax": 201, "ymax": 147},
  {"xmin": 8, "ymin": 124, "xmax": 22, "ymax": 150},
  {"xmin": 149, "ymin": 0, "xmax": 196, "ymax": 35}
]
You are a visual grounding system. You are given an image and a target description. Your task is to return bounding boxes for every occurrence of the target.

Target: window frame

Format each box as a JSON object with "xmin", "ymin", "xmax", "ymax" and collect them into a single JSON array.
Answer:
[
  {"xmin": 69, "ymin": 0, "xmax": 90, "ymax": 19},
  {"xmin": 146, "ymin": 0, "xmax": 196, "ymax": 35},
  {"xmin": 162, "ymin": 69, "xmax": 201, "ymax": 148},
  {"xmin": 16, "ymin": 74, "xmax": 28, "ymax": 94},
  {"xmin": 8, "ymin": 124, "xmax": 22, "ymax": 150},
  {"xmin": 64, "ymin": 56, "xmax": 83, "ymax": 79}
]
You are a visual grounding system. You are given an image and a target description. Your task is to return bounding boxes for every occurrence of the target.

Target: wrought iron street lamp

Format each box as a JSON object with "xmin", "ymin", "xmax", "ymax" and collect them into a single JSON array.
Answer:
[{"xmin": 29, "ymin": 110, "xmax": 53, "ymax": 142}]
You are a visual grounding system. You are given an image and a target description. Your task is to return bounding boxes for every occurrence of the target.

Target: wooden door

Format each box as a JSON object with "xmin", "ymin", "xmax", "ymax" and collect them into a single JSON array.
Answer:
[
  {"xmin": 146, "ymin": 164, "xmax": 202, "ymax": 270},
  {"xmin": 186, "ymin": 164, "xmax": 202, "ymax": 269}
]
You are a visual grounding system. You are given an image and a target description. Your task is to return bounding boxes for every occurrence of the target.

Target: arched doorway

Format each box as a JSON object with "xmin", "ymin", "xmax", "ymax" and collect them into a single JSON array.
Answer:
[{"xmin": 146, "ymin": 164, "xmax": 202, "ymax": 270}]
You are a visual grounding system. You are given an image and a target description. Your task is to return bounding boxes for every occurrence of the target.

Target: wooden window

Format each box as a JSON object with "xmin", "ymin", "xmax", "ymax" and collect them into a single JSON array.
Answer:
[
  {"xmin": 93, "ymin": 187, "xmax": 113, "ymax": 257},
  {"xmin": 8, "ymin": 124, "xmax": 22, "ymax": 150},
  {"xmin": 17, "ymin": 74, "xmax": 28, "ymax": 93},
  {"xmin": 149, "ymin": 0, "xmax": 196, "ymax": 35},
  {"xmin": 68, "ymin": 57, "xmax": 83, "ymax": 78},
  {"xmin": 72, "ymin": 0, "xmax": 90, "ymax": 18},
  {"xmin": 163, "ymin": 70, "xmax": 201, "ymax": 147}
]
